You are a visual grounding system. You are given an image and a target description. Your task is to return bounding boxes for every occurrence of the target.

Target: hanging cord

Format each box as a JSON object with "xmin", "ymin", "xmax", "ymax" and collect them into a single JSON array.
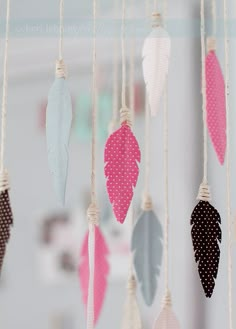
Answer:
[
  {"xmin": 0, "ymin": 0, "xmax": 10, "ymax": 191},
  {"xmin": 211, "ymin": 0, "xmax": 216, "ymax": 37},
  {"xmin": 200, "ymin": 0, "xmax": 208, "ymax": 187},
  {"xmin": 223, "ymin": 1, "xmax": 233, "ymax": 329},
  {"xmin": 109, "ymin": 0, "xmax": 119, "ymax": 134},
  {"xmin": 120, "ymin": 0, "xmax": 131, "ymax": 127},
  {"xmin": 56, "ymin": 0, "xmax": 66, "ymax": 79},
  {"xmin": 86, "ymin": 0, "xmax": 99, "ymax": 328}
]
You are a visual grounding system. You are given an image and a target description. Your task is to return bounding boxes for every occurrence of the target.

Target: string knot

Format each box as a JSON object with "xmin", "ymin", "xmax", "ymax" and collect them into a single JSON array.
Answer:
[
  {"xmin": 142, "ymin": 194, "xmax": 153, "ymax": 211},
  {"xmin": 87, "ymin": 203, "xmax": 99, "ymax": 226},
  {"xmin": 120, "ymin": 107, "xmax": 132, "ymax": 127},
  {"xmin": 207, "ymin": 37, "xmax": 216, "ymax": 52},
  {"xmin": 162, "ymin": 290, "xmax": 172, "ymax": 308},
  {"xmin": 197, "ymin": 183, "xmax": 211, "ymax": 202},
  {"xmin": 55, "ymin": 59, "xmax": 67, "ymax": 78},
  {"xmin": 0, "ymin": 170, "xmax": 10, "ymax": 193},
  {"xmin": 127, "ymin": 275, "xmax": 136, "ymax": 294},
  {"xmin": 152, "ymin": 12, "xmax": 162, "ymax": 27}
]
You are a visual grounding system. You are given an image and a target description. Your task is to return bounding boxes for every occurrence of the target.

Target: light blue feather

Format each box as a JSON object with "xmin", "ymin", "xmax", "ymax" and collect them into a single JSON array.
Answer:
[
  {"xmin": 46, "ymin": 77, "xmax": 72, "ymax": 204},
  {"xmin": 131, "ymin": 210, "xmax": 163, "ymax": 306}
]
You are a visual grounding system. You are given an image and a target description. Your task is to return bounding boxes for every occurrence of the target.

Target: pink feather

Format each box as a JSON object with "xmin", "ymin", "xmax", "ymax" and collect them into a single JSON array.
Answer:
[
  {"xmin": 206, "ymin": 50, "xmax": 226, "ymax": 165},
  {"xmin": 79, "ymin": 226, "xmax": 110, "ymax": 325},
  {"xmin": 104, "ymin": 123, "xmax": 141, "ymax": 223}
]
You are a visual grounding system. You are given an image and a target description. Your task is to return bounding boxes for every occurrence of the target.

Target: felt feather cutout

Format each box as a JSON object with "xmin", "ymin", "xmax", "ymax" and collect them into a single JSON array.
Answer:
[
  {"xmin": 206, "ymin": 38, "xmax": 226, "ymax": 165},
  {"xmin": 142, "ymin": 19, "xmax": 171, "ymax": 116},
  {"xmin": 0, "ymin": 188, "xmax": 13, "ymax": 271},
  {"xmin": 79, "ymin": 226, "xmax": 110, "ymax": 325},
  {"xmin": 121, "ymin": 275, "xmax": 142, "ymax": 329},
  {"xmin": 191, "ymin": 190, "xmax": 222, "ymax": 297},
  {"xmin": 46, "ymin": 74, "xmax": 72, "ymax": 204},
  {"xmin": 154, "ymin": 301, "xmax": 180, "ymax": 329},
  {"xmin": 131, "ymin": 210, "xmax": 163, "ymax": 306},
  {"xmin": 104, "ymin": 123, "xmax": 141, "ymax": 224}
]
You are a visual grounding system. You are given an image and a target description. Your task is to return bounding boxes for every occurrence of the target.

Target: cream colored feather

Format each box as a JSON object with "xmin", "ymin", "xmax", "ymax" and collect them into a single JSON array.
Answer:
[
  {"xmin": 121, "ymin": 275, "xmax": 142, "ymax": 329},
  {"xmin": 153, "ymin": 293, "xmax": 180, "ymax": 329},
  {"xmin": 142, "ymin": 26, "xmax": 171, "ymax": 116}
]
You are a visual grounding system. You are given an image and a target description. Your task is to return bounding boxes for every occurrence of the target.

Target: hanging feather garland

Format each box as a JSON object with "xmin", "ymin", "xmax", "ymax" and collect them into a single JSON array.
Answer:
[
  {"xmin": 142, "ymin": 13, "xmax": 171, "ymax": 116},
  {"xmin": 154, "ymin": 293, "xmax": 180, "ymax": 329},
  {"xmin": 132, "ymin": 200, "xmax": 163, "ymax": 306},
  {"xmin": 205, "ymin": 37, "xmax": 226, "ymax": 165},
  {"xmin": 79, "ymin": 222, "xmax": 110, "ymax": 325},
  {"xmin": 121, "ymin": 275, "xmax": 142, "ymax": 329},
  {"xmin": 191, "ymin": 184, "xmax": 221, "ymax": 297},
  {"xmin": 79, "ymin": 1, "xmax": 110, "ymax": 328},
  {"xmin": 190, "ymin": 0, "xmax": 222, "ymax": 298},
  {"xmin": 104, "ymin": 0, "xmax": 141, "ymax": 224},
  {"xmin": 0, "ymin": 0, "xmax": 14, "ymax": 272},
  {"xmin": 46, "ymin": 0, "xmax": 72, "ymax": 204}
]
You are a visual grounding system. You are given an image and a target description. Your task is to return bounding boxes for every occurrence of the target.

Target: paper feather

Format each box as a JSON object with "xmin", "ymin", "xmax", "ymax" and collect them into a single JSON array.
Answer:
[
  {"xmin": 79, "ymin": 226, "xmax": 110, "ymax": 325},
  {"xmin": 142, "ymin": 26, "xmax": 171, "ymax": 116},
  {"xmin": 131, "ymin": 210, "xmax": 163, "ymax": 306},
  {"xmin": 206, "ymin": 50, "xmax": 226, "ymax": 165},
  {"xmin": 121, "ymin": 276, "xmax": 142, "ymax": 329},
  {"xmin": 191, "ymin": 200, "xmax": 222, "ymax": 297},
  {"xmin": 0, "ymin": 189, "xmax": 13, "ymax": 271},
  {"xmin": 104, "ymin": 123, "xmax": 141, "ymax": 224},
  {"xmin": 46, "ymin": 77, "xmax": 72, "ymax": 204},
  {"xmin": 154, "ymin": 304, "xmax": 180, "ymax": 329}
]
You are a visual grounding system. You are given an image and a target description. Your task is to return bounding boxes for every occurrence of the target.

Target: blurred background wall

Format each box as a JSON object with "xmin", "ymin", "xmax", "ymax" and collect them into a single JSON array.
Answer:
[{"xmin": 0, "ymin": 0, "xmax": 235, "ymax": 328}]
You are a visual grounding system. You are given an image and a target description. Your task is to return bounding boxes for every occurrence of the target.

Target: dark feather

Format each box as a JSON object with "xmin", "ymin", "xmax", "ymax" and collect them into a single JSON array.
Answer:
[
  {"xmin": 0, "ymin": 190, "xmax": 13, "ymax": 271},
  {"xmin": 191, "ymin": 200, "xmax": 221, "ymax": 298}
]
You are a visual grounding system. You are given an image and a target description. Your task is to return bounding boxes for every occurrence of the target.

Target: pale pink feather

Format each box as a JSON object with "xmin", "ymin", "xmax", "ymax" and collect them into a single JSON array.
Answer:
[
  {"xmin": 206, "ymin": 50, "xmax": 226, "ymax": 165},
  {"xmin": 104, "ymin": 123, "xmax": 141, "ymax": 223},
  {"xmin": 154, "ymin": 305, "xmax": 180, "ymax": 329},
  {"xmin": 79, "ymin": 226, "xmax": 110, "ymax": 325}
]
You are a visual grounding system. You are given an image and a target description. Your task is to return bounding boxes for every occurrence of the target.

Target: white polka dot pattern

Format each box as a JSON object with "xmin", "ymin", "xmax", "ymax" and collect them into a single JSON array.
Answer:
[
  {"xmin": 104, "ymin": 123, "xmax": 141, "ymax": 223},
  {"xmin": 191, "ymin": 200, "xmax": 222, "ymax": 298},
  {"xmin": 0, "ymin": 190, "xmax": 13, "ymax": 271},
  {"xmin": 206, "ymin": 50, "xmax": 226, "ymax": 165}
]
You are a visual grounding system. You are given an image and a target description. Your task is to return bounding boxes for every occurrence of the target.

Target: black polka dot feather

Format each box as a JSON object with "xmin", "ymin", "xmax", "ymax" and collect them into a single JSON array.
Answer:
[
  {"xmin": 191, "ymin": 200, "xmax": 222, "ymax": 298},
  {"xmin": 0, "ymin": 190, "xmax": 13, "ymax": 271}
]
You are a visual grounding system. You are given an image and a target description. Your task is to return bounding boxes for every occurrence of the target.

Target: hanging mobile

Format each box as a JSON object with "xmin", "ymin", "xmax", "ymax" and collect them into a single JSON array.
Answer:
[
  {"xmin": 153, "ymin": 0, "xmax": 180, "ymax": 328},
  {"xmin": 142, "ymin": 0, "xmax": 170, "ymax": 117},
  {"xmin": 0, "ymin": 0, "xmax": 14, "ymax": 272},
  {"xmin": 131, "ymin": 0, "xmax": 163, "ymax": 308},
  {"xmin": 190, "ymin": 0, "xmax": 222, "ymax": 298},
  {"xmin": 205, "ymin": 0, "xmax": 226, "ymax": 164},
  {"xmin": 46, "ymin": 0, "xmax": 72, "ymax": 204},
  {"xmin": 78, "ymin": 0, "xmax": 110, "ymax": 327},
  {"xmin": 104, "ymin": 0, "xmax": 141, "ymax": 224}
]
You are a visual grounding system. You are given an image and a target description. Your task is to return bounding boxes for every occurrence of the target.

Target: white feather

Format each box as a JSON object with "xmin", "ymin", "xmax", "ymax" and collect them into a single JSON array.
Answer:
[
  {"xmin": 121, "ymin": 276, "xmax": 142, "ymax": 329},
  {"xmin": 142, "ymin": 26, "xmax": 171, "ymax": 116}
]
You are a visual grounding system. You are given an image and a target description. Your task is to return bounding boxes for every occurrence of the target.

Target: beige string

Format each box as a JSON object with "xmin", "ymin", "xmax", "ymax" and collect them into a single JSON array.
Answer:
[
  {"xmin": 200, "ymin": 0, "xmax": 208, "ymax": 188},
  {"xmin": 162, "ymin": 0, "xmax": 170, "ymax": 302},
  {"xmin": 109, "ymin": 0, "xmax": 119, "ymax": 134},
  {"xmin": 211, "ymin": 0, "xmax": 216, "ymax": 37},
  {"xmin": 87, "ymin": 0, "xmax": 99, "ymax": 328},
  {"xmin": 120, "ymin": 0, "xmax": 131, "ymax": 126},
  {"xmin": 223, "ymin": 1, "xmax": 233, "ymax": 329},
  {"xmin": 0, "ymin": 0, "xmax": 10, "ymax": 193},
  {"xmin": 59, "ymin": 0, "xmax": 64, "ymax": 60}
]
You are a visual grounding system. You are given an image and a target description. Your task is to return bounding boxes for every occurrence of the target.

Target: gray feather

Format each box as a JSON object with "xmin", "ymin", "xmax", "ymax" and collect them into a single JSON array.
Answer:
[{"xmin": 131, "ymin": 210, "xmax": 163, "ymax": 306}]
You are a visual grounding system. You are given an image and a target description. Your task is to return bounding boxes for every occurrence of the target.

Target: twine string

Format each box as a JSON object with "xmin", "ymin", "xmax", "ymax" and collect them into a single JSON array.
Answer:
[
  {"xmin": 200, "ymin": 0, "xmax": 208, "ymax": 185},
  {"xmin": 87, "ymin": 0, "xmax": 99, "ymax": 328},
  {"xmin": 59, "ymin": 0, "xmax": 64, "ymax": 60},
  {"xmin": 0, "ymin": 0, "xmax": 10, "ymax": 174},
  {"xmin": 211, "ymin": 0, "xmax": 216, "ymax": 37},
  {"xmin": 223, "ymin": 1, "xmax": 233, "ymax": 328}
]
